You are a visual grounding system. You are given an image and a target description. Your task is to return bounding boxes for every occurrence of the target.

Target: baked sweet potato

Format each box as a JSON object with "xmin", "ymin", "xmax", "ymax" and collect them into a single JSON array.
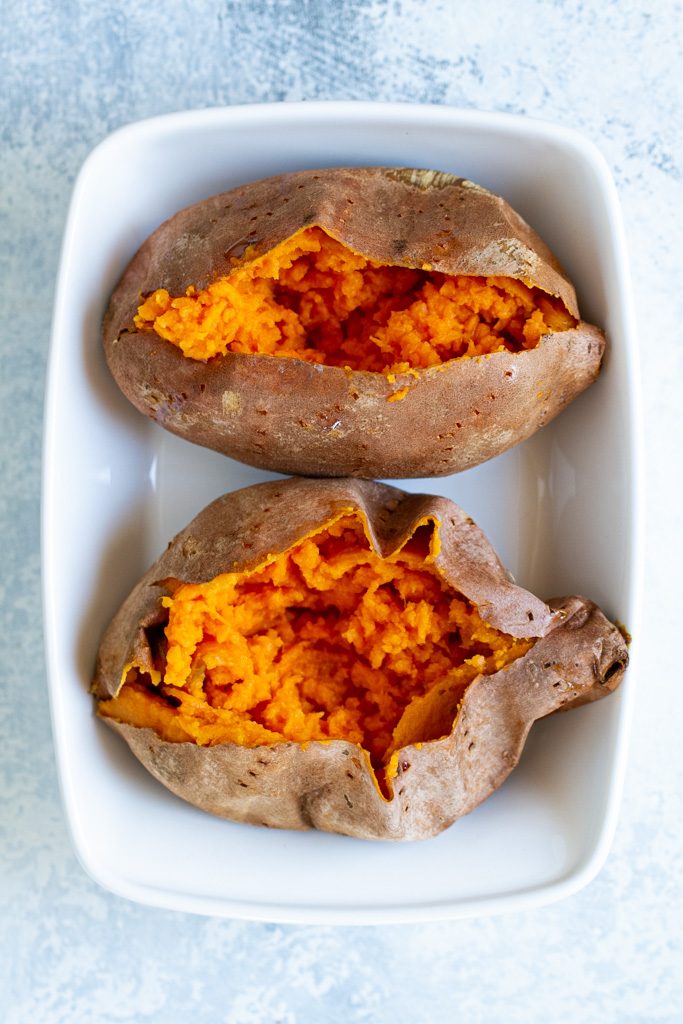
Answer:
[
  {"xmin": 104, "ymin": 168, "xmax": 605, "ymax": 478},
  {"xmin": 93, "ymin": 478, "xmax": 628, "ymax": 841}
]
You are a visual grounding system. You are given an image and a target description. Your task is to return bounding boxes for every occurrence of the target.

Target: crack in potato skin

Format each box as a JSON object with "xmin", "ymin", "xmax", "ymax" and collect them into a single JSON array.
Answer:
[
  {"xmin": 98, "ymin": 515, "xmax": 533, "ymax": 774},
  {"xmin": 134, "ymin": 226, "xmax": 576, "ymax": 373}
]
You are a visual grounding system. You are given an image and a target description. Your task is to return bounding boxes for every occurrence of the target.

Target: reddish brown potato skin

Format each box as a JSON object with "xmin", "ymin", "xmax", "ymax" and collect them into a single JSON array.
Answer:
[
  {"xmin": 94, "ymin": 479, "xmax": 628, "ymax": 841},
  {"xmin": 103, "ymin": 168, "xmax": 605, "ymax": 478}
]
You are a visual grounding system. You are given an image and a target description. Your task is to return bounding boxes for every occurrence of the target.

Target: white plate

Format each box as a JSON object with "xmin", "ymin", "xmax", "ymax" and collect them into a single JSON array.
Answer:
[{"xmin": 43, "ymin": 103, "xmax": 642, "ymax": 923}]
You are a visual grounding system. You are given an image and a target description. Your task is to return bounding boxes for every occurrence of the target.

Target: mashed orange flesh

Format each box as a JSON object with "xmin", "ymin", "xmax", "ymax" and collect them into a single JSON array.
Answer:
[
  {"xmin": 99, "ymin": 517, "xmax": 533, "ymax": 774},
  {"xmin": 134, "ymin": 226, "xmax": 576, "ymax": 374}
]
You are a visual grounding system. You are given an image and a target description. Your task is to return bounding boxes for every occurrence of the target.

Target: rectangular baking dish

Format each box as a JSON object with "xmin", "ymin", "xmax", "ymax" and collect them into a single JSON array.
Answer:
[{"xmin": 43, "ymin": 102, "xmax": 641, "ymax": 922}]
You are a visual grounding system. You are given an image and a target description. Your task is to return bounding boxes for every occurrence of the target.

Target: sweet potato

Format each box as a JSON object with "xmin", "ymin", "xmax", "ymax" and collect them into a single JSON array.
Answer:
[
  {"xmin": 93, "ymin": 478, "xmax": 627, "ymax": 840},
  {"xmin": 104, "ymin": 168, "xmax": 605, "ymax": 478}
]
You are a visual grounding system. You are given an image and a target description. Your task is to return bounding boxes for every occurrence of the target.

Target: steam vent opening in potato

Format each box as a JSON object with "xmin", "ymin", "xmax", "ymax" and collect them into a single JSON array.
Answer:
[
  {"xmin": 134, "ymin": 225, "xmax": 576, "ymax": 373},
  {"xmin": 104, "ymin": 168, "xmax": 606, "ymax": 478},
  {"xmin": 94, "ymin": 480, "xmax": 629, "ymax": 840},
  {"xmin": 99, "ymin": 514, "xmax": 534, "ymax": 795}
]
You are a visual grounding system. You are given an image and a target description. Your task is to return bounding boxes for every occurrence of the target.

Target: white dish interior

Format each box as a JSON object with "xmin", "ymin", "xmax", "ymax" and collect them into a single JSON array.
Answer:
[{"xmin": 43, "ymin": 103, "xmax": 640, "ymax": 922}]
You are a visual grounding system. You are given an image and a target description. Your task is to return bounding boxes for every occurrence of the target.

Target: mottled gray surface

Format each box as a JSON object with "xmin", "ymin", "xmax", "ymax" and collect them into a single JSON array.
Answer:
[{"xmin": 2, "ymin": 1, "xmax": 682, "ymax": 1021}]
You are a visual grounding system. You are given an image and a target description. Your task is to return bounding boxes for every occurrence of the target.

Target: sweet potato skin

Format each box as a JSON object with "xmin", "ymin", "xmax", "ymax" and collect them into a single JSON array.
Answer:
[
  {"xmin": 93, "ymin": 479, "xmax": 628, "ymax": 841},
  {"xmin": 103, "ymin": 168, "xmax": 605, "ymax": 478}
]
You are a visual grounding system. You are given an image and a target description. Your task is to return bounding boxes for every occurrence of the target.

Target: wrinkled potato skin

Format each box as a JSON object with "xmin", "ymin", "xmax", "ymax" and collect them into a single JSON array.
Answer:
[
  {"xmin": 103, "ymin": 168, "xmax": 605, "ymax": 478},
  {"xmin": 94, "ymin": 479, "xmax": 628, "ymax": 841}
]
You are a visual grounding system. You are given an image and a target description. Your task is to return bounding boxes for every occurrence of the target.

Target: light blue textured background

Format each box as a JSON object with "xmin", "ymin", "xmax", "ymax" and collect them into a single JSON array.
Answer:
[{"xmin": 2, "ymin": 2, "xmax": 682, "ymax": 1021}]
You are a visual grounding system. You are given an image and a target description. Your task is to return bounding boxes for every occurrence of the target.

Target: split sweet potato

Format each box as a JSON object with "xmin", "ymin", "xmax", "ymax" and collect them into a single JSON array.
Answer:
[
  {"xmin": 104, "ymin": 168, "xmax": 605, "ymax": 478},
  {"xmin": 93, "ymin": 478, "xmax": 627, "ymax": 840}
]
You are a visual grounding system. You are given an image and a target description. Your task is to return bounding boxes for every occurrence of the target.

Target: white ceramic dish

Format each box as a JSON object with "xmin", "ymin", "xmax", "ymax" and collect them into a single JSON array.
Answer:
[{"xmin": 43, "ymin": 102, "xmax": 641, "ymax": 923}]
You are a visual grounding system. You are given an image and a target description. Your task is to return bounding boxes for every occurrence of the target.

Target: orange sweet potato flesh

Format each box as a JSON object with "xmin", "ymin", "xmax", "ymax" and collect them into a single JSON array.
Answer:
[
  {"xmin": 93, "ymin": 478, "xmax": 628, "ymax": 840},
  {"xmin": 103, "ymin": 168, "xmax": 605, "ymax": 478},
  {"xmin": 132, "ymin": 226, "xmax": 576, "ymax": 372},
  {"xmin": 98, "ymin": 515, "xmax": 535, "ymax": 785}
]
